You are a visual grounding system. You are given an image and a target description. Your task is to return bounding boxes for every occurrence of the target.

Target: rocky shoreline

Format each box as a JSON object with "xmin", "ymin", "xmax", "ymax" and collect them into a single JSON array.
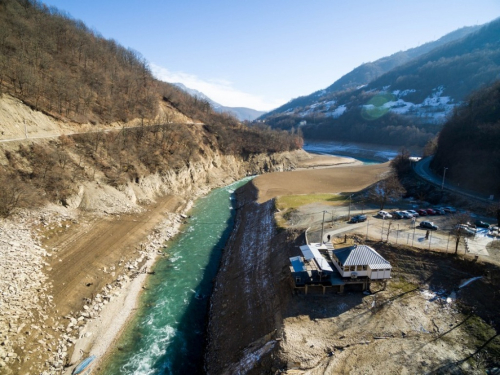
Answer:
[{"xmin": 0, "ymin": 149, "xmax": 307, "ymax": 374}]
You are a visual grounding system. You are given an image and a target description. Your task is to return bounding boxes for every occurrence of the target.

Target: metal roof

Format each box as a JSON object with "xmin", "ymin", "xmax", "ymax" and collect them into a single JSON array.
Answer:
[
  {"xmin": 333, "ymin": 245, "xmax": 391, "ymax": 269},
  {"xmin": 300, "ymin": 244, "xmax": 321, "ymax": 261},
  {"xmin": 289, "ymin": 256, "xmax": 307, "ymax": 273},
  {"xmin": 299, "ymin": 244, "xmax": 333, "ymax": 273},
  {"xmin": 314, "ymin": 256, "xmax": 333, "ymax": 272}
]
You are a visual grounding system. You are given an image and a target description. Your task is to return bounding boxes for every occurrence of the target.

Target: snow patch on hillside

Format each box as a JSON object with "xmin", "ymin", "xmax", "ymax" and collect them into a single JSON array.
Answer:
[
  {"xmin": 381, "ymin": 86, "xmax": 456, "ymax": 122},
  {"xmin": 327, "ymin": 104, "xmax": 347, "ymax": 118}
]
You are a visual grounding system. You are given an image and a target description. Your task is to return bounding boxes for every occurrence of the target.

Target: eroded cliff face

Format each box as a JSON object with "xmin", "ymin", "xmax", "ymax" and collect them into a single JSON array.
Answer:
[
  {"xmin": 205, "ymin": 182, "xmax": 297, "ymax": 375},
  {"xmin": 65, "ymin": 150, "xmax": 301, "ymax": 214}
]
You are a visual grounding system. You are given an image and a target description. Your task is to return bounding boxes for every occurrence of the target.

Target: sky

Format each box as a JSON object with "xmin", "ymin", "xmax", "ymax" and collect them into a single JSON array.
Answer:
[{"xmin": 42, "ymin": 1, "xmax": 500, "ymax": 111}]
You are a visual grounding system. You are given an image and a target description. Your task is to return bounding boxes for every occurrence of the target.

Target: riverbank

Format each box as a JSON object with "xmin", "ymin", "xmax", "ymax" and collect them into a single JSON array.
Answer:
[{"xmin": 0, "ymin": 148, "xmax": 356, "ymax": 374}]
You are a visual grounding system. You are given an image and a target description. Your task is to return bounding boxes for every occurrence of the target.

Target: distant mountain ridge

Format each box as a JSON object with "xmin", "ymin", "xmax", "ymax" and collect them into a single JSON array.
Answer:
[
  {"xmin": 173, "ymin": 83, "xmax": 266, "ymax": 121},
  {"xmin": 261, "ymin": 25, "xmax": 481, "ymax": 119},
  {"xmin": 260, "ymin": 18, "xmax": 500, "ymax": 148}
]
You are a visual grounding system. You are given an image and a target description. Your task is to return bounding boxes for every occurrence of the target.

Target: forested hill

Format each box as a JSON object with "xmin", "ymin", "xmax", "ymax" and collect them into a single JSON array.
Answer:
[
  {"xmin": 260, "ymin": 25, "xmax": 480, "ymax": 118},
  {"xmin": 431, "ymin": 80, "xmax": 500, "ymax": 196},
  {"xmin": 260, "ymin": 18, "xmax": 500, "ymax": 148},
  {"xmin": 0, "ymin": 0, "xmax": 271, "ymax": 129},
  {"xmin": 0, "ymin": 0, "xmax": 303, "ymax": 215},
  {"xmin": 0, "ymin": 0, "xmax": 220, "ymax": 124}
]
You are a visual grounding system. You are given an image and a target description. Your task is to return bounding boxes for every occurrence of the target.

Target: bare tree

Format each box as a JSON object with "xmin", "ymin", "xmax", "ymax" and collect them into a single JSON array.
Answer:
[
  {"xmin": 0, "ymin": 172, "xmax": 27, "ymax": 218},
  {"xmin": 370, "ymin": 174, "xmax": 406, "ymax": 210},
  {"xmin": 448, "ymin": 212, "xmax": 473, "ymax": 255}
]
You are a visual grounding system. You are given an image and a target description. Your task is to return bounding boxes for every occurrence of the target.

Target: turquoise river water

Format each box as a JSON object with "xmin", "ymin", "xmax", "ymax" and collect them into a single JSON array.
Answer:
[{"xmin": 102, "ymin": 177, "xmax": 253, "ymax": 375}]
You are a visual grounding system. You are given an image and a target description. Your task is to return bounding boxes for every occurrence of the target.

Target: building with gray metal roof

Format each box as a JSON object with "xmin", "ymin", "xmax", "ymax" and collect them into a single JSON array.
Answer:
[{"xmin": 331, "ymin": 245, "xmax": 391, "ymax": 280}]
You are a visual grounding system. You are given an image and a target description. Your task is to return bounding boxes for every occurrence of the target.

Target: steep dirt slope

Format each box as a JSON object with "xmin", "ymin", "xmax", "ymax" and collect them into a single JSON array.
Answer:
[{"xmin": 206, "ymin": 182, "xmax": 297, "ymax": 374}]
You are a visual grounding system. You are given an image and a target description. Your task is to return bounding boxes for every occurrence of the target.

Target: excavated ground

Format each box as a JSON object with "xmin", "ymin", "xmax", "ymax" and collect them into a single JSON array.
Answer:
[
  {"xmin": 274, "ymin": 241, "xmax": 500, "ymax": 374},
  {"xmin": 206, "ymin": 163, "xmax": 500, "ymax": 375}
]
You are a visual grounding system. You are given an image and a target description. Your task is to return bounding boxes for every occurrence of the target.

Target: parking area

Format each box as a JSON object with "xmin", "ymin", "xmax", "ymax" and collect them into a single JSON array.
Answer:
[{"xmin": 296, "ymin": 204, "xmax": 500, "ymax": 261}]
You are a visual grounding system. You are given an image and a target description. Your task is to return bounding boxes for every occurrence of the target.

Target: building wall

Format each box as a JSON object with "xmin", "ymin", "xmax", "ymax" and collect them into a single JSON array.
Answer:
[
  {"xmin": 368, "ymin": 268, "xmax": 391, "ymax": 280},
  {"xmin": 333, "ymin": 262, "xmax": 369, "ymax": 278}
]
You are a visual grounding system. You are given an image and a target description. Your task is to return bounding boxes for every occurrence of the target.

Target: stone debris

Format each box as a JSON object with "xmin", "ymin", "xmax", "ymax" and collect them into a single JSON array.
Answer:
[
  {"xmin": 0, "ymin": 150, "xmax": 301, "ymax": 374},
  {"xmin": 0, "ymin": 208, "xmax": 184, "ymax": 374}
]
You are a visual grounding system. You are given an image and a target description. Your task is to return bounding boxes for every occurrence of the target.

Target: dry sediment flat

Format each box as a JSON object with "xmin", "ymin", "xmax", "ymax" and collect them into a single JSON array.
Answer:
[{"xmin": 254, "ymin": 159, "xmax": 391, "ymax": 203}]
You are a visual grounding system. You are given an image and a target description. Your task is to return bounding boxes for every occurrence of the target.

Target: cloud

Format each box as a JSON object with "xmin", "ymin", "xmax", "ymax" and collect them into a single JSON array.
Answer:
[{"xmin": 150, "ymin": 63, "xmax": 284, "ymax": 111}]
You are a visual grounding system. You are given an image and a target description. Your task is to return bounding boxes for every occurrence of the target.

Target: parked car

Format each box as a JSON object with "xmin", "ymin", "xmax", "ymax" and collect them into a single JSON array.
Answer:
[
  {"xmin": 443, "ymin": 207, "xmax": 456, "ymax": 213},
  {"xmin": 416, "ymin": 209, "xmax": 427, "ymax": 216},
  {"xmin": 400, "ymin": 211, "xmax": 413, "ymax": 219},
  {"xmin": 349, "ymin": 214, "xmax": 367, "ymax": 223},
  {"xmin": 425, "ymin": 208, "xmax": 436, "ymax": 215},
  {"xmin": 392, "ymin": 211, "xmax": 404, "ymax": 219},
  {"xmin": 420, "ymin": 221, "xmax": 438, "ymax": 230},
  {"xmin": 475, "ymin": 220, "xmax": 491, "ymax": 229},
  {"xmin": 377, "ymin": 210, "xmax": 392, "ymax": 219},
  {"xmin": 433, "ymin": 208, "xmax": 446, "ymax": 215},
  {"xmin": 455, "ymin": 224, "xmax": 476, "ymax": 237},
  {"xmin": 406, "ymin": 210, "xmax": 419, "ymax": 217}
]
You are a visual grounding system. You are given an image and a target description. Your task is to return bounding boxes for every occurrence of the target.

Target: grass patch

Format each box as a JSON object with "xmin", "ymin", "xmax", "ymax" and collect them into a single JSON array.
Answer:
[
  {"xmin": 388, "ymin": 277, "xmax": 418, "ymax": 293},
  {"xmin": 276, "ymin": 194, "xmax": 345, "ymax": 211},
  {"xmin": 464, "ymin": 315, "xmax": 500, "ymax": 351}
]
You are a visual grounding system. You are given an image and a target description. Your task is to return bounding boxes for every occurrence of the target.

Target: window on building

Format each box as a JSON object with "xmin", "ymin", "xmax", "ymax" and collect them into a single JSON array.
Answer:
[
  {"xmin": 362, "ymin": 265, "xmax": 368, "ymax": 271},
  {"xmin": 349, "ymin": 266, "xmax": 355, "ymax": 271},
  {"xmin": 356, "ymin": 265, "xmax": 363, "ymax": 271},
  {"xmin": 344, "ymin": 266, "xmax": 349, "ymax": 272}
]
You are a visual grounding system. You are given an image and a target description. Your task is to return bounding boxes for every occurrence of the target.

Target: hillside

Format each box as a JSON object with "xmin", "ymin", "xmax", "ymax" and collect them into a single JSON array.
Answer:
[
  {"xmin": 431, "ymin": 79, "xmax": 500, "ymax": 196},
  {"xmin": 261, "ymin": 25, "xmax": 480, "ymax": 118},
  {"xmin": 0, "ymin": 0, "xmax": 266, "ymax": 128},
  {"xmin": 173, "ymin": 83, "xmax": 267, "ymax": 121},
  {"xmin": 0, "ymin": 0, "xmax": 303, "ymax": 214},
  {"xmin": 261, "ymin": 18, "xmax": 500, "ymax": 147}
]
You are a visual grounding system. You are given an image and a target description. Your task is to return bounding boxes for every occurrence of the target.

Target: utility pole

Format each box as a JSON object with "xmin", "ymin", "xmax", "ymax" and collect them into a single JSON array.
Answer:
[
  {"xmin": 348, "ymin": 194, "xmax": 353, "ymax": 220},
  {"xmin": 412, "ymin": 222, "xmax": 416, "ymax": 246},
  {"xmin": 396, "ymin": 224, "xmax": 400, "ymax": 244},
  {"xmin": 320, "ymin": 211, "xmax": 326, "ymax": 244},
  {"xmin": 366, "ymin": 220, "xmax": 369, "ymax": 241},
  {"xmin": 441, "ymin": 167, "xmax": 448, "ymax": 191}
]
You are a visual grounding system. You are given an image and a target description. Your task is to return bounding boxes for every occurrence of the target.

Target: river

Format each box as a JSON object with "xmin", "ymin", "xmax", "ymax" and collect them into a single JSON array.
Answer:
[
  {"xmin": 303, "ymin": 140, "xmax": 415, "ymax": 163},
  {"xmin": 102, "ymin": 177, "xmax": 253, "ymax": 375},
  {"xmin": 101, "ymin": 142, "xmax": 399, "ymax": 374}
]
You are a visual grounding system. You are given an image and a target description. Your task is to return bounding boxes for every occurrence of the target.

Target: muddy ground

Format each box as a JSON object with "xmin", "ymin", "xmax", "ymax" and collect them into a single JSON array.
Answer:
[
  {"xmin": 244, "ymin": 162, "xmax": 500, "ymax": 375},
  {"xmin": 272, "ymin": 240, "xmax": 500, "ymax": 374}
]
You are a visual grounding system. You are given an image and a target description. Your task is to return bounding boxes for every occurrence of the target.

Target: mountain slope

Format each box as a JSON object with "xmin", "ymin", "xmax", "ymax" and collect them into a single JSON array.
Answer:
[
  {"xmin": 261, "ymin": 25, "xmax": 480, "ymax": 118},
  {"xmin": 431, "ymin": 79, "xmax": 500, "ymax": 196},
  {"xmin": 261, "ymin": 18, "xmax": 500, "ymax": 147},
  {"xmin": 173, "ymin": 83, "xmax": 266, "ymax": 121}
]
